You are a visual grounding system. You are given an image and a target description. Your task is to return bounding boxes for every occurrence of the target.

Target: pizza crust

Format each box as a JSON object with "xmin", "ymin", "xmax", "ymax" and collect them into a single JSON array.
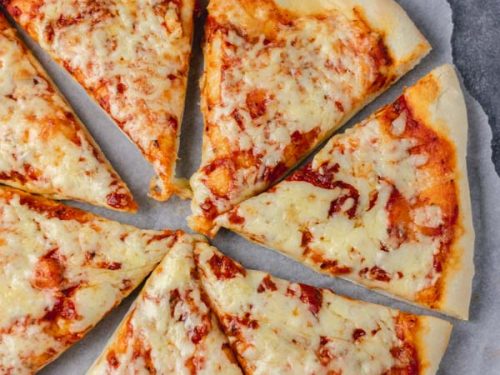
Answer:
[
  {"xmin": 416, "ymin": 316, "xmax": 453, "ymax": 375},
  {"xmin": 404, "ymin": 64, "xmax": 475, "ymax": 319}
]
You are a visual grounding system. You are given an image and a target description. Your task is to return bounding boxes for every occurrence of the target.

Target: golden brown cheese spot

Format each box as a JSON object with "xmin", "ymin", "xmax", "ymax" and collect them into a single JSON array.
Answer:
[
  {"xmin": 32, "ymin": 251, "xmax": 64, "ymax": 290},
  {"xmin": 246, "ymin": 89, "xmax": 269, "ymax": 119},
  {"xmin": 205, "ymin": 161, "xmax": 233, "ymax": 198}
]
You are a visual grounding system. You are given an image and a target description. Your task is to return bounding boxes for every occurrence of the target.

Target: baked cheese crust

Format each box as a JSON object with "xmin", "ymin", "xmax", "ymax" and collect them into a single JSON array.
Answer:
[
  {"xmin": 0, "ymin": 187, "xmax": 185, "ymax": 374},
  {"xmin": 0, "ymin": 14, "xmax": 136, "ymax": 212},
  {"xmin": 219, "ymin": 65, "xmax": 475, "ymax": 319},
  {"xmin": 87, "ymin": 236, "xmax": 242, "ymax": 375},
  {"xmin": 189, "ymin": 0, "xmax": 431, "ymax": 236},
  {"xmin": 4, "ymin": 0, "xmax": 195, "ymax": 201},
  {"xmin": 195, "ymin": 243, "xmax": 452, "ymax": 375}
]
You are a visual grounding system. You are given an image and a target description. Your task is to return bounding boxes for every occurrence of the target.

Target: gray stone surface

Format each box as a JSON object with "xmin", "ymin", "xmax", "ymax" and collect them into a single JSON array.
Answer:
[{"xmin": 448, "ymin": 0, "xmax": 500, "ymax": 175}]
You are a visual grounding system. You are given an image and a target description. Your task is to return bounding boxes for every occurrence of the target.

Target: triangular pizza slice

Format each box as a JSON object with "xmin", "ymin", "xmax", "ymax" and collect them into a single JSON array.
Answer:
[
  {"xmin": 87, "ymin": 236, "xmax": 242, "ymax": 375},
  {"xmin": 0, "ymin": 14, "xmax": 136, "ymax": 212},
  {"xmin": 188, "ymin": 0, "xmax": 431, "ymax": 235},
  {"xmin": 218, "ymin": 65, "xmax": 475, "ymax": 319},
  {"xmin": 195, "ymin": 243, "xmax": 452, "ymax": 375},
  {"xmin": 0, "ymin": 186, "xmax": 186, "ymax": 374},
  {"xmin": 3, "ymin": 0, "xmax": 195, "ymax": 201}
]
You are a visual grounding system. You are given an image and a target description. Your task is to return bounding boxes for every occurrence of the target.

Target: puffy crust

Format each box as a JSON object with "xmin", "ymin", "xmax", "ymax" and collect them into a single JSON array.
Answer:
[
  {"xmin": 403, "ymin": 64, "xmax": 475, "ymax": 319},
  {"xmin": 416, "ymin": 316, "xmax": 453, "ymax": 375}
]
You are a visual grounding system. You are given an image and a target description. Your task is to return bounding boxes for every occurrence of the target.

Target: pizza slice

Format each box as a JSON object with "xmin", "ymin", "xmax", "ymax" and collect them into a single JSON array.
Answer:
[
  {"xmin": 87, "ymin": 237, "xmax": 242, "ymax": 375},
  {"xmin": 188, "ymin": 0, "xmax": 431, "ymax": 236},
  {"xmin": 0, "ymin": 14, "xmax": 136, "ymax": 212},
  {"xmin": 195, "ymin": 243, "xmax": 452, "ymax": 375},
  {"xmin": 0, "ymin": 186, "xmax": 188, "ymax": 374},
  {"xmin": 3, "ymin": 0, "xmax": 195, "ymax": 201},
  {"xmin": 218, "ymin": 65, "xmax": 475, "ymax": 319}
]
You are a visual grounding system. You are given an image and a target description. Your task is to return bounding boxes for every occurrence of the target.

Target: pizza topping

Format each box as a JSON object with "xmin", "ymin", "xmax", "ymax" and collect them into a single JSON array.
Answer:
[
  {"xmin": 5, "ymin": 0, "xmax": 194, "ymax": 201},
  {"xmin": 257, "ymin": 275, "xmax": 277, "ymax": 293},
  {"xmin": 352, "ymin": 328, "xmax": 366, "ymax": 342},
  {"xmin": 196, "ymin": 245, "xmax": 446, "ymax": 374},
  {"xmin": 0, "ymin": 17, "xmax": 136, "ymax": 211},
  {"xmin": 208, "ymin": 253, "xmax": 246, "ymax": 280},
  {"xmin": 297, "ymin": 284, "xmax": 323, "ymax": 317},
  {"xmin": 190, "ymin": 0, "xmax": 420, "ymax": 233},
  {"xmin": 32, "ymin": 251, "xmax": 64, "ymax": 290}
]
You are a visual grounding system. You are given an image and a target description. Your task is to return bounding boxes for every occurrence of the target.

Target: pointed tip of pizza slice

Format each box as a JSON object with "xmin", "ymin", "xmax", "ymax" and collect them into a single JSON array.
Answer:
[
  {"xmin": 188, "ymin": 0, "xmax": 431, "ymax": 236},
  {"xmin": 87, "ymin": 236, "xmax": 242, "ymax": 375},
  {"xmin": 0, "ymin": 15, "xmax": 137, "ymax": 212},
  {"xmin": 0, "ymin": 186, "xmax": 183, "ymax": 374},
  {"xmin": 3, "ymin": 0, "xmax": 195, "ymax": 203},
  {"xmin": 194, "ymin": 243, "xmax": 452, "ymax": 375},
  {"xmin": 219, "ymin": 64, "xmax": 475, "ymax": 319}
]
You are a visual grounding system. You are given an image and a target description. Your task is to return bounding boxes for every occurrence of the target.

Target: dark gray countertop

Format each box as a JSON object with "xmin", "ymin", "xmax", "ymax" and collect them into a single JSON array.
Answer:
[{"xmin": 449, "ymin": 0, "xmax": 500, "ymax": 175}]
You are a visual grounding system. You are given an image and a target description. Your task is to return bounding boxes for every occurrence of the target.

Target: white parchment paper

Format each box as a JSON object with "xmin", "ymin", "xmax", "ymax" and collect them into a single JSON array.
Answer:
[{"xmin": 7, "ymin": 0, "xmax": 499, "ymax": 373}]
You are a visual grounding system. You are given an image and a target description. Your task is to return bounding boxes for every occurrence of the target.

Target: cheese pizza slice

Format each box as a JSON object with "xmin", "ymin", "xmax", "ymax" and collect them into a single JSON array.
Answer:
[
  {"xmin": 3, "ymin": 0, "xmax": 195, "ymax": 201},
  {"xmin": 188, "ymin": 0, "xmax": 431, "ymax": 236},
  {"xmin": 218, "ymin": 65, "xmax": 475, "ymax": 319},
  {"xmin": 0, "ymin": 14, "xmax": 136, "ymax": 212},
  {"xmin": 0, "ymin": 186, "xmax": 188, "ymax": 374},
  {"xmin": 195, "ymin": 243, "xmax": 452, "ymax": 375},
  {"xmin": 87, "ymin": 237, "xmax": 242, "ymax": 375}
]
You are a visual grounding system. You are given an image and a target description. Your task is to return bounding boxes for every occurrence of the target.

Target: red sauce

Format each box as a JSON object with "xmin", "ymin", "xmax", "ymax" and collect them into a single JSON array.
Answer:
[
  {"xmin": 360, "ymin": 266, "xmax": 392, "ymax": 282},
  {"xmin": 263, "ymin": 162, "xmax": 288, "ymax": 184},
  {"xmin": 208, "ymin": 253, "xmax": 246, "ymax": 280},
  {"xmin": 246, "ymin": 89, "xmax": 268, "ymax": 119},
  {"xmin": 190, "ymin": 323, "xmax": 209, "ymax": 345},
  {"xmin": 368, "ymin": 190, "xmax": 379, "ymax": 211},
  {"xmin": 227, "ymin": 210, "xmax": 245, "ymax": 225},
  {"xmin": 300, "ymin": 229, "xmax": 313, "ymax": 247},
  {"xmin": 43, "ymin": 297, "xmax": 78, "ymax": 322},
  {"xmin": 106, "ymin": 192, "xmax": 135, "ymax": 210},
  {"xmin": 352, "ymin": 328, "xmax": 366, "ymax": 341},
  {"xmin": 169, "ymin": 289, "xmax": 181, "ymax": 319},
  {"xmin": 32, "ymin": 251, "xmax": 64, "ymax": 289},
  {"xmin": 106, "ymin": 351, "xmax": 120, "ymax": 369},
  {"xmin": 298, "ymin": 284, "xmax": 323, "ymax": 316},
  {"xmin": 223, "ymin": 312, "xmax": 259, "ymax": 336},
  {"xmin": 288, "ymin": 163, "xmax": 340, "ymax": 190},
  {"xmin": 328, "ymin": 186, "xmax": 360, "ymax": 219},
  {"xmin": 19, "ymin": 193, "xmax": 90, "ymax": 223},
  {"xmin": 316, "ymin": 336, "xmax": 334, "ymax": 366},
  {"xmin": 97, "ymin": 261, "xmax": 122, "ymax": 270},
  {"xmin": 257, "ymin": 275, "xmax": 278, "ymax": 293}
]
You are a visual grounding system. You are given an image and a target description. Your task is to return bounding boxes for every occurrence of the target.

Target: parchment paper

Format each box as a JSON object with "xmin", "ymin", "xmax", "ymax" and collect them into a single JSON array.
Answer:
[{"xmin": 8, "ymin": 0, "xmax": 499, "ymax": 373}]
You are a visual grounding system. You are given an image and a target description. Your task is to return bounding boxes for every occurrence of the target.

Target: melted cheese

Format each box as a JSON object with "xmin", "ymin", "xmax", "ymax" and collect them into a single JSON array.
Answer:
[
  {"xmin": 0, "ymin": 16, "xmax": 135, "ymax": 211},
  {"xmin": 219, "ymin": 96, "xmax": 453, "ymax": 305},
  {"xmin": 189, "ymin": 0, "xmax": 429, "ymax": 235},
  {"xmin": 6, "ymin": 0, "xmax": 195, "ymax": 200},
  {"xmin": 196, "ymin": 243, "xmax": 443, "ymax": 375},
  {"xmin": 0, "ymin": 187, "xmax": 181, "ymax": 374},
  {"xmin": 87, "ymin": 237, "xmax": 242, "ymax": 375}
]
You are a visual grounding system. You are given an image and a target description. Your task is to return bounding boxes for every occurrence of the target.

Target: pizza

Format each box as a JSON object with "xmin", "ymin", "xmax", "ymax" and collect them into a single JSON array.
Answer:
[
  {"xmin": 188, "ymin": 0, "xmax": 431, "ymax": 236},
  {"xmin": 87, "ymin": 236, "xmax": 242, "ymax": 375},
  {"xmin": 218, "ymin": 65, "xmax": 475, "ymax": 319},
  {"xmin": 3, "ymin": 0, "xmax": 195, "ymax": 201},
  {"xmin": 0, "ymin": 14, "xmax": 136, "ymax": 212},
  {"xmin": 0, "ymin": 186, "xmax": 187, "ymax": 374},
  {"xmin": 195, "ymin": 242, "xmax": 452, "ymax": 375}
]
